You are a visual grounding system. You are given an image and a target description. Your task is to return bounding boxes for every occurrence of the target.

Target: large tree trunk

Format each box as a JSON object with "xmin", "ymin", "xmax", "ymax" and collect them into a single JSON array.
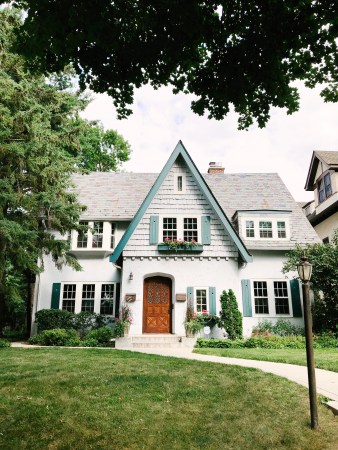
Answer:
[
  {"xmin": 24, "ymin": 270, "xmax": 36, "ymax": 337},
  {"xmin": 0, "ymin": 238, "xmax": 7, "ymax": 337}
]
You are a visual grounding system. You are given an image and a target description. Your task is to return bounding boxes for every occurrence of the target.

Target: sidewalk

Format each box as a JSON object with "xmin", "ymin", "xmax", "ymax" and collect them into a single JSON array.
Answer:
[{"xmin": 11, "ymin": 342, "xmax": 338, "ymax": 407}]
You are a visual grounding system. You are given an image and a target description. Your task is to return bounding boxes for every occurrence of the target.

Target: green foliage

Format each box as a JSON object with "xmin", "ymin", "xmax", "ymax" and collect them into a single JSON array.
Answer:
[
  {"xmin": 283, "ymin": 232, "xmax": 338, "ymax": 333},
  {"xmin": 112, "ymin": 320, "xmax": 125, "ymax": 338},
  {"xmin": 81, "ymin": 338, "xmax": 100, "ymax": 347},
  {"xmin": 84, "ymin": 326, "xmax": 113, "ymax": 345},
  {"xmin": 35, "ymin": 309, "xmax": 74, "ymax": 333},
  {"xmin": 219, "ymin": 289, "xmax": 243, "ymax": 339},
  {"xmin": 0, "ymin": 8, "xmax": 130, "ymax": 335},
  {"xmin": 0, "ymin": 338, "xmax": 10, "ymax": 348},
  {"xmin": 184, "ymin": 319, "xmax": 203, "ymax": 336},
  {"xmin": 196, "ymin": 334, "xmax": 338, "ymax": 349},
  {"xmin": 30, "ymin": 328, "xmax": 81, "ymax": 346},
  {"xmin": 252, "ymin": 319, "xmax": 304, "ymax": 337},
  {"xmin": 74, "ymin": 120, "xmax": 131, "ymax": 172},
  {"xmin": 14, "ymin": 1, "xmax": 338, "ymax": 129}
]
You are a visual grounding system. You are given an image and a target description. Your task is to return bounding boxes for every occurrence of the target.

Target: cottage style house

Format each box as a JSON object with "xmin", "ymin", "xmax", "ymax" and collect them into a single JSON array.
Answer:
[
  {"xmin": 32, "ymin": 142, "xmax": 320, "ymax": 338},
  {"xmin": 303, "ymin": 150, "xmax": 338, "ymax": 243}
]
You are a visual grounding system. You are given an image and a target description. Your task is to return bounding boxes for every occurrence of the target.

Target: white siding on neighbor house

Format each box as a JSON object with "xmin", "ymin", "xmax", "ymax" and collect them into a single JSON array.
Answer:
[
  {"xmin": 123, "ymin": 158, "xmax": 238, "ymax": 258},
  {"xmin": 314, "ymin": 211, "xmax": 338, "ymax": 241}
]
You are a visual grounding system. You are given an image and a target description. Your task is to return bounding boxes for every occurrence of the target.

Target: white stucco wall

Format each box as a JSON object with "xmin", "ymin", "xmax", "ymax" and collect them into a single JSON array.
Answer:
[{"xmin": 120, "ymin": 256, "xmax": 240, "ymax": 337}]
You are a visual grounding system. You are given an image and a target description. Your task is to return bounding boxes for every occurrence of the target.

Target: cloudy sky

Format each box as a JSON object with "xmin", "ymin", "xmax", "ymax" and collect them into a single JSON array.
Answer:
[{"xmin": 82, "ymin": 82, "xmax": 338, "ymax": 202}]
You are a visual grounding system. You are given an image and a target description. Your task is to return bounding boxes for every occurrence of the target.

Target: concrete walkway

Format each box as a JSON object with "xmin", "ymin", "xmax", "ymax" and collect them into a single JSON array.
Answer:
[{"xmin": 11, "ymin": 342, "xmax": 338, "ymax": 409}]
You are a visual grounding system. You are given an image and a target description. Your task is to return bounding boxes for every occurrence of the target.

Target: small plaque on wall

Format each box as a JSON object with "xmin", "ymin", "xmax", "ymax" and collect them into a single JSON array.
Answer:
[
  {"xmin": 176, "ymin": 293, "xmax": 186, "ymax": 302},
  {"xmin": 125, "ymin": 294, "xmax": 136, "ymax": 303}
]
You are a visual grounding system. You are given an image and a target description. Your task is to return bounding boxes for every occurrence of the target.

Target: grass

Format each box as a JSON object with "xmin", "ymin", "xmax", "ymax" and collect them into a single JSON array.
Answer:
[
  {"xmin": 193, "ymin": 348, "xmax": 338, "ymax": 372},
  {"xmin": 1, "ymin": 348, "xmax": 338, "ymax": 450}
]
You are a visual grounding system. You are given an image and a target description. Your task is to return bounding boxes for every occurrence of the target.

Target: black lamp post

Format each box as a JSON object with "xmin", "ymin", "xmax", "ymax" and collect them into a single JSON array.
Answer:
[{"xmin": 297, "ymin": 255, "xmax": 318, "ymax": 429}]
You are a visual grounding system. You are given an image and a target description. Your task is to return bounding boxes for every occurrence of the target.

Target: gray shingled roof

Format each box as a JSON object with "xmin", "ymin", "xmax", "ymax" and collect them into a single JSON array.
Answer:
[
  {"xmin": 72, "ymin": 171, "xmax": 320, "ymax": 247},
  {"xmin": 316, "ymin": 151, "xmax": 338, "ymax": 166}
]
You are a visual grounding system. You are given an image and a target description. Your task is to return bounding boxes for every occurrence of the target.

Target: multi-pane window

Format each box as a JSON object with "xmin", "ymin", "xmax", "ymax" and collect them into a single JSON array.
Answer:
[
  {"xmin": 81, "ymin": 284, "xmax": 95, "ymax": 312},
  {"xmin": 62, "ymin": 284, "xmax": 76, "ymax": 313},
  {"xmin": 92, "ymin": 221, "xmax": 103, "ymax": 248},
  {"xmin": 100, "ymin": 284, "xmax": 115, "ymax": 315},
  {"xmin": 196, "ymin": 289, "xmax": 207, "ymax": 312},
  {"xmin": 277, "ymin": 221, "xmax": 286, "ymax": 238},
  {"xmin": 246, "ymin": 220, "xmax": 255, "ymax": 238},
  {"xmin": 259, "ymin": 221, "xmax": 273, "ymax": 238},
  {"xmin": 77, "ymin": 221, "xmax": 88, "ymax": 248},
  {"xmin": 184, "ymin": 218, "xmax": 198, "ymax": 241},
  {"xmin": 111, "ymin": 223, "xmax": 115, "ymax": 249},
  {"xmin": 163, "ymin": 218, "xmax": 177, "ymax": 240},
  {"xmin": 318, "ymin": 173, "xmax": 332, "ymax": 203},
  {"xmin": 253, "ymin": 281, "xmax": 269, "ymax": 314},
  {"xmin": 274, "ymin": 281, "xmax": 290, "ymax": 314}
]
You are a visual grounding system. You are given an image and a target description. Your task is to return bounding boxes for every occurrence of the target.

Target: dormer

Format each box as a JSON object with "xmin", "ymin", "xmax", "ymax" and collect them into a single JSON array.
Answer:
[{"xmin": 304, "ymin": 151, "xmax": 338, "ymax": 239}]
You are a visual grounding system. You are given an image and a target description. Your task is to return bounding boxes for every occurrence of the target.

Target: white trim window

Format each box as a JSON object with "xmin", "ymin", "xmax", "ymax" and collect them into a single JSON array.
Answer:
[
  {"xmin": 252, "ymin": 280, "xmax": 292, "ymax": 317},
  {"xmin": 61, "ymin": 282, "xmax": 118, "ymax": 316},
  {"xmin": 160, "ymin": 216, "xmax": 201, "ymax": 242},
  {"xmin": 195, "ymin": 288, "xmax": 209, "ymax": 312},
  {"xmin": 174, "ymin": 174, "xmax": 186, "ymax": 193},
  {"xmin": 73, "ymin": 221, "xmax": 116, "ymax": 250},
  {"xmin": 62, "ymin": 284, "xmax": 76, "ymax": 313},
  {"xmin": 242, "ymin": 218, "xmax": 290, "ymax": 240}
]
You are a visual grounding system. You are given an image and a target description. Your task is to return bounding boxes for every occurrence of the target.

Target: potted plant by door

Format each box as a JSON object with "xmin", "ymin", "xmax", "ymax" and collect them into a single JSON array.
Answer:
[{"xmin": 183, "ymin": 302, "xmax": 203, "ymax": 337}]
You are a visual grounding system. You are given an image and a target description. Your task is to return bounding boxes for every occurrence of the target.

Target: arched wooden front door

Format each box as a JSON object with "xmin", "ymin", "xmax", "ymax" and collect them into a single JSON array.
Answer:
[{"xmin": 143, "ymin": 276, "xmax": 172, "ymax": 333}]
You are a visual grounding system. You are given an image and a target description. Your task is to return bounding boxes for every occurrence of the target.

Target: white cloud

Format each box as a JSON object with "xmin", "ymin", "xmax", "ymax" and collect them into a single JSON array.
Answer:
[{"xmin": 82, "ymin": 82, "xmax": 338, "ymax": 202}]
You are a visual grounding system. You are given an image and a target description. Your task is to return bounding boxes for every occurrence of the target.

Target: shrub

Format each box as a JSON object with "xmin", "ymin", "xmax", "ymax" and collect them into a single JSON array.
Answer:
[
  {"xmin": 29, "ymin": 328, "xmax": 81, "ymax": 346},
  {"xmin": 81, "ymin": 338, "xmax": 100, "ymax": 347},
  {"xmin": 35, "ymin": 309, "xmax": 74, "ymax": 333},
  {"xmin": 0, "ymin": 338, "xmax": 10, "ymax": 348},
  {"xmin": 196, "ymin": 338, "xmax": 245, "ymax": 348},
  {"xmin": 220, "ymin": 289, "xmax": 242, "ymax": 339},
  {"xmin": 113, "ymin": 320, "xmax": 127, "ymax": 337},
  {"xmin": 252, "ymin": 319, "xmax": 304, "ymax": 337},
  {"xmin": 314, "ymin": 332, "xmax": 338, "ymax": 348},
  {"xmin": 85, "ymin": 326, "xmax": 113, "ymax": 345}
]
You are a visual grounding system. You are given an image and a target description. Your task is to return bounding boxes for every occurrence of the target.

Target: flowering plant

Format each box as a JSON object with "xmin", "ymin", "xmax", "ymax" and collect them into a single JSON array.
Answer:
[
  {"xmin": 161, "ymin": 238, "xmax": 201, "ymax": 251},
  {"xmin": 194, "ymin": 310, "xmax": 221, "ymax": 327},
  {"xmin": 121, "ymin": 303, "xmax": 133, "ymax": 324}
]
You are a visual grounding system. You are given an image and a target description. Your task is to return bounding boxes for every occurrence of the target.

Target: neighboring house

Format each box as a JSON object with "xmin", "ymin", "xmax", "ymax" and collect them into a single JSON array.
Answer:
[
  {"xmin": 32, "ymin": 142, "xmax": 320, "ymax": 337},
  {"xmin": 304, "ymin": 150, "xmax": 338, "ymax": 243}
]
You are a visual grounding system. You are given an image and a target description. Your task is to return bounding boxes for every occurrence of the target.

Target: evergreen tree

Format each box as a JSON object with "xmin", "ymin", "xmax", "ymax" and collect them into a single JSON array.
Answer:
[
  {"xmin": 220, "ymin": 289, "xmax": 243, "ymax": 340},
  {"xmin": 0, "ymin": 8, "xmax": 130, "ymax": 334}
]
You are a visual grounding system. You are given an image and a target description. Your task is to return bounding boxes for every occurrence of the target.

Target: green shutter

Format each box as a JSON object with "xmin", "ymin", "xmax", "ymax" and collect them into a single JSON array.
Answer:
[
  {"xmin": 201, "ymin": 216, "xmax": 211, "ymax": 245},
  {"xmin": 149, "ymin": 215, "xmax": 159, "ymax": 244},
  {"xmin": 115, "ymin": 283, "xmax": 121, "ymax": 318},
  {"xmin": 241, "ymin": 279, "xmax": 252, "ymax": 317},
  {"xmin": 209, "ymin": 287, "xmax": 216, "ymax": 314},
  {"xmin": 187, "ymin": 287, "xmax": 194, "ymax": 308},
  {"xmin": 290, "ymin": 279, "xmax": 302, "ymax": 317},
  {"xmin": 51, "ymin": 283, "xmax": 61, "ymax": 309}
]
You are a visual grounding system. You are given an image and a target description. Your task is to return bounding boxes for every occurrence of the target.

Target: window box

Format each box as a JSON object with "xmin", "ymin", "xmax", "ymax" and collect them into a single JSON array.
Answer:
[{"xmin": 157, "ymin": 244, "xmax": 204, "ymax": 253}]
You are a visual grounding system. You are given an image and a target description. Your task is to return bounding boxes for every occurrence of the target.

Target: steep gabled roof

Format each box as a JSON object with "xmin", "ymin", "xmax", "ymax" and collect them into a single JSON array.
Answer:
[
  {"xmin": 110, "ymin": 141, "xmax": 252, "ymax": 263},
  {"xmin": 305, "ymin": 150, "xmax": 338, "ymax": 191}
]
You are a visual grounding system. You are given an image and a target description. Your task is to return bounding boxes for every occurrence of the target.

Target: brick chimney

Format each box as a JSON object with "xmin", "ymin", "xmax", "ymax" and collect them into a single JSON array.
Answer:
[{"xmin": 208, "ymin": 162, "xmax": 225, "ymax": 174}]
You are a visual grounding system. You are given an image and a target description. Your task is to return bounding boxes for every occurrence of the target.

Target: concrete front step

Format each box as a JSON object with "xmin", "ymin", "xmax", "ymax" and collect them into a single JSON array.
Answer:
[{"xmin": 115, "ymin": 335, "xmax": 196, "ymax": 350}]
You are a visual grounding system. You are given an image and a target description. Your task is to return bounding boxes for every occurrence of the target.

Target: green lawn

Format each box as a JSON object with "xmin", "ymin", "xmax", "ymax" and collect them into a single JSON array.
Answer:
[
  {"xmin": 1, "ymin": 349, "xmax": 338, "ymax": 450},
  {"xmin": 193, "ymin": 348, "xmax": 338, "ymax": 372}
]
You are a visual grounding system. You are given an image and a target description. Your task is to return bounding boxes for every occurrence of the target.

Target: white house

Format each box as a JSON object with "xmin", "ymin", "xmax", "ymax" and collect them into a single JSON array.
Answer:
[
  {"xmin": 303, "ymin": 150, "xmax": 338, "ymax": 243},
  {"xmin": 32, "ymin": 141, "xmax": 320, "ymax": 339}
]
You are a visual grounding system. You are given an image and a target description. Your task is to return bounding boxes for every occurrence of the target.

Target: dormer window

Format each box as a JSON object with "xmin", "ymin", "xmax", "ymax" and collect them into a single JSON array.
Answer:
[
  {"xmin": 241, "ymin": 217, "xmax": 289, "ymax": 240},
  {"xmin": 259, "ymin": 221, "xmax": 272, "ymax": 238},
  {"xmin": 318, "ymin": 172, "xmax": 332, "ymax": 203},
  {"xmin": 74, "ymin": 221, "xmax": 116, "ymax": 250},
  {"xmin": 246, "ymin": 220, "xmax": 255, "ymax": 237}
]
